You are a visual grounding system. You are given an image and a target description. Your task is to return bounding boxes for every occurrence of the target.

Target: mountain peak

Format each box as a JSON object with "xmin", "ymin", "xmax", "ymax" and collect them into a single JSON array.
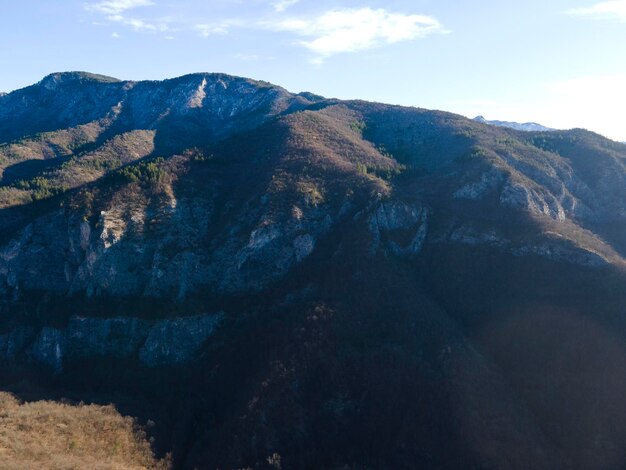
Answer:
[
  {"xmin": 39, "ymin": 71, "xmax": 121, "ymax": 89},
  {"xmin": 151, "ymin": 72, "xmax": 283, "ymax": 91},
  {"xmin": 473, "ymin": 115, "xmax": 553, "ymax": 132}
]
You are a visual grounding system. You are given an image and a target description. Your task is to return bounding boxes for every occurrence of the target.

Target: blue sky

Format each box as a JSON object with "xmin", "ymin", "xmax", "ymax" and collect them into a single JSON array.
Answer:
[{"xmin": 1, "ymin": 0, "xmax": 625, "ymax": 140}]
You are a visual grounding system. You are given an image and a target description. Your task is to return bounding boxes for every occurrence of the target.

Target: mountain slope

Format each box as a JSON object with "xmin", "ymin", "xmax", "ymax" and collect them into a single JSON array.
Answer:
[{"xmin": 1, "ymin": 73, "xmax": 626, "ymax": 469}]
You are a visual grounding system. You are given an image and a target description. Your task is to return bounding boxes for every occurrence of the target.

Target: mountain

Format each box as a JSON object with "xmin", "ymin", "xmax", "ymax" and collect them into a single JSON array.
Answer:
[
  {"xmin": 474, "ymin": 115, "xmax": 554, "ymax": 132},
  {"xmin": 1, "ymin": 72, "xmax": 626, "ymax": 469}
]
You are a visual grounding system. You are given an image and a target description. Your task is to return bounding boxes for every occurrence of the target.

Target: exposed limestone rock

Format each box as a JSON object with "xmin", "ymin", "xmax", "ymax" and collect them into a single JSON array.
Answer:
[
  {"xmin": 454, "ymin": 169, "xmax": 505, "ymax": 200},
  {"xmin": 29, "ymin": 328, "xmax": 66, "ymax": 372},
  {"xmin": 0, "ymin": 185, "xmax": 334, "ymax": 300},
  {"xmin": 67, "ymin": 316, "xmax": 149, "ymax": 358},
  {"xmin": 139, "ymin": 313, "xmax": 224, "ymax": 367},
  {"xmin": 187, "ymin": 77, "xmax": 207, "ymax": 109},
  {"xmin": 99, "ymin": 209, "xmax": 128, "ymax": 249},
  {"xmin": 247, "ymin": 225, "xmax": 280, "ymax": 251},
  {"xmin": 0, "ymin": 327, "xmax": 36, "ymax": 361},
  {"xmin": 495, "ymin": 150, "xmax": 600, "ymax": 221},
  {"xmin": 79, "ymin": 221, "xmax": 91, "ymax": 251},
  {"xmin": 500, "ymin": 182, "xmax": 566, "ymax": 221},
  {"xmin": 212, "ymin": 206, "xmax": 334, "ymax": 294},
  {"xmin": 0, "ymin": 212, "xmax": 76, "ymax": 294},
  {"xmin": 3, "ymin": 313, "xmax": 223, "ymax": 372},
  {"xmin": 369, "ymin": 201, "xmax": 429, "ymax": 256}
]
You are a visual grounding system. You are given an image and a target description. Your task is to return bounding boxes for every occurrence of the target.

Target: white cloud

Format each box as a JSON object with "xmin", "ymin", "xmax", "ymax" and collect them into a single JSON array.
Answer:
[
  {"xmin": 111, "ymin": 31, "xmax": 120, "ymax": 38},
  {"xmin": 195, "ymin": 20, "xmax": 240, "ymax": 37},
  {"xmin": 85, "ymin": 3, "xmax": 445, "ymax": 62},
  {"xmin": 86, "ymin": 0, "xmax": 154, "ymax": 15},
  {"xmin": 266, "ymin": 8, "xmax": 445, "ymax": 62},
  {"xmin": 272, "ymin": 0, "xmax": 299, "ymax": 13},
  {"xmin": 86, "ymin": 0, "xmax": 169, "ymax": 32},
  {"xmin": 567, "ymin": 0, "xmax": 626, "ymax": 21},
  {"xmin": 108, "ymin": 13, "xmax": 169, "ymax": 32},
  {"xmin": 235, "ymin": 53, "xmax": 261, "ymax": 61}
]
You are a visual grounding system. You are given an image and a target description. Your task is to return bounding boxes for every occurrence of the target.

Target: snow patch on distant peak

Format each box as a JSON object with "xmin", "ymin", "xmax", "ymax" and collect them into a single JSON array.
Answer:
[{"xmin": 474, "ymin": 116, "xmax": 554, "ymax": 132}]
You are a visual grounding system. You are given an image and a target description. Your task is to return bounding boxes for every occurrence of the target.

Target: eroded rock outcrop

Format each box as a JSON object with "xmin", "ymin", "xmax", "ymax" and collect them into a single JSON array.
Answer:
[
  {"xmin": 67, "ymin": 316, "xmax": 149, "ymax": 358},
  {"xmin": 1, "ymin": 313, "xmax": 223, "ymax": 372},
  {"xmin": 368, "ymin": 201, "xmax": 429, "ymax": 256},
  {"xmin": 138, "ymin": 314, "xmax": 223, "ymax": 367},
  {"xmin": 29, "ymin": 328, "xmax": 66, "ymax": 372}
]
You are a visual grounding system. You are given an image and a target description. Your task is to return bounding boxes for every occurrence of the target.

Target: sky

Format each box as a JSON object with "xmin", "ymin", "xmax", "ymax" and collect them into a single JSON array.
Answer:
[{"xmin": 1, "ymin": 0, "xmax": 625, "ymax": 141}]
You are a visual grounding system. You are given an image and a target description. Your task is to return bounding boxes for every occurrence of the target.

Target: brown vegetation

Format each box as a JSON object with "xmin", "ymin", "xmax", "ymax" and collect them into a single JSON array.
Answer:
[{"xmin": 0, "ymin": 392, "xmax": 170, "ymax": 470}]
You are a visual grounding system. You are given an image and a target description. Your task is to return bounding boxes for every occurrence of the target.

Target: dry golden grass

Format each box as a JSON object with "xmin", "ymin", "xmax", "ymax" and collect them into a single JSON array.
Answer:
[{"xmin": 0, "ymin": 392, "xmax": 170, "ymax": 470}]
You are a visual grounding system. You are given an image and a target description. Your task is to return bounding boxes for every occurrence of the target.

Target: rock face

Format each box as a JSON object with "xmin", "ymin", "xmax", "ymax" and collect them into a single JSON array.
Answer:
[
  {"xmin": 2, "ymin": 313, "xmax": 223, "ymax": 372},
  {"xmin": 0, "ymin": 327, "xmax": 35, "ymax": 361},
  {"xmin": 0, "ymin": 191, "xmax": 337, "ymax": 298},
  {"xmin": 1, "ymin": 72, "xmax": 626, "ymax": 469},
  {"xmin": 67, "ymin": 316, "xmax": 149, "ymax": 358},
  {"xmin": 500, "ymin": 181, "xmax": 566, "ymax": 221},
  {"xmin": 139, "ymin": 314, "xmax": 223, "ymax": 367},
  {"xmin": 29, "ymin": 328, "xmax": 66, "ymax": 372},
  {"xmin": 368, "ymin": 201, "xmax": 429, "ymax": 256}
]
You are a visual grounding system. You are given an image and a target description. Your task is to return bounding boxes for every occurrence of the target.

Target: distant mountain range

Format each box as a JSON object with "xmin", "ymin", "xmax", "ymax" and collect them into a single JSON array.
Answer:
[
  {"xmin": 474, "ymin": 115, "xmax": 554, "ymax": 132},
  {"xmin": 1, "ymin": 72, "xmax": 626, "ymax": 469}
]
